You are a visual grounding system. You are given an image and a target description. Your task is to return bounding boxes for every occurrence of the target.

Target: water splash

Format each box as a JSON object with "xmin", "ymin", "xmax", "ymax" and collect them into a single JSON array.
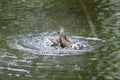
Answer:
[{"xmin": 6, "ymin": 32, "xmax": 104, "ymax": 56}]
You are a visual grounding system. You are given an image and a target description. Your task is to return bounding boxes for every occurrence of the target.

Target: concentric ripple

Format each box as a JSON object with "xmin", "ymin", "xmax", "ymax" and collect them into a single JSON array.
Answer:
[{"xmin": 6, "ymin": 32, "xmax": 104, "ymax": 56}]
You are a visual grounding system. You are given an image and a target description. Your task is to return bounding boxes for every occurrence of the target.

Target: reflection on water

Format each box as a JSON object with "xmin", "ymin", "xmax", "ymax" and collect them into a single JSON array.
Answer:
[{"xmin": 0, "ymin": 0, "xmax": 120, "ymax": 80}]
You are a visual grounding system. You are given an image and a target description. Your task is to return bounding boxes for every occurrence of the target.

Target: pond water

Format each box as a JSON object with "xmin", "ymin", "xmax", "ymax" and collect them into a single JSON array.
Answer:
[{"xmin": 0, "ymin": 0, "xmax": 120, "ymax": 80}]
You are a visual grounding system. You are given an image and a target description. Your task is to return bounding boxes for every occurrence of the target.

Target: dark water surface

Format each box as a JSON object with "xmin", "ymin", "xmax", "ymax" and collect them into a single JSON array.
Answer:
[{"xmin": 0, "ymin": 0, "xmax": 120, "ymax": 80}]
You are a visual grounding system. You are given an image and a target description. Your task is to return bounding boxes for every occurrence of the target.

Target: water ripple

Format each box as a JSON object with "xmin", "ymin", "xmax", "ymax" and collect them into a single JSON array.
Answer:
[{"xmin": 6, "ymin": 32, "xmax": 104, "ymax": 56}]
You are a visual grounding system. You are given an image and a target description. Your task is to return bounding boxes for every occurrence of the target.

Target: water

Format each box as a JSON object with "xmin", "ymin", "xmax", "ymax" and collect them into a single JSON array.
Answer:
[{"xmin": 0, "ymin": 0, "xmax": 120, "ymax": 80}]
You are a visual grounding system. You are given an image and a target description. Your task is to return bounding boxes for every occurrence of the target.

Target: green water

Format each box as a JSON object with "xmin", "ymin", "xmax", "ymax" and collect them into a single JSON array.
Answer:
[{"xmin": 0, "ymin": 0, "xmax": 120, "ymax": 80}]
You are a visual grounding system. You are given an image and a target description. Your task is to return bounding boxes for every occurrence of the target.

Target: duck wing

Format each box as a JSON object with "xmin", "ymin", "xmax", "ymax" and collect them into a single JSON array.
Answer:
[{"xmin": 49, "ymin": 38, "xmax": 59, "ymax": 46}]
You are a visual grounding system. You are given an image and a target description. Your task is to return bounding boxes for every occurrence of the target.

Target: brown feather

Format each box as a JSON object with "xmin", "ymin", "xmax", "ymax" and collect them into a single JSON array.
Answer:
[{"xmin": 58, "ymin": 27, "xmax": 72, "ymax": 48}]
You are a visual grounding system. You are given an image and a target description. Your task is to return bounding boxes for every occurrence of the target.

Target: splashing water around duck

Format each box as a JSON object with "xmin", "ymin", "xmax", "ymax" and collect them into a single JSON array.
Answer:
[{"xmin": 6, "ymin": 27, "xmax": 105, "ymax": 56}]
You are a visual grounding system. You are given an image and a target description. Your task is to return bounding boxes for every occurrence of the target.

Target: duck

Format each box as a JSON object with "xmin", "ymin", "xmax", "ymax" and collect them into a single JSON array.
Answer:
[
  {"xmin": 58, "ymin": 27, "xmax": 73, "ymax": 48},
  {"xmin": 48, "ymin": 27, "xmax": 84, "ymax": 49}
]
